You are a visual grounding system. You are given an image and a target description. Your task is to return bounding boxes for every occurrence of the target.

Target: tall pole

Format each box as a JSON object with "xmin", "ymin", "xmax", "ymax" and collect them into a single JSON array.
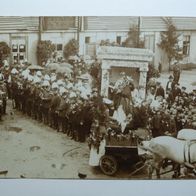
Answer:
[
  {"xmin": 77, "ymin": 16, "xmax": 80, "ymax": 45},
  {"xmin": 137, "ymin": 16, "xmax": 141, "ymax": 47},
  {"xmin": 38, "ymin": 16, "xmax": 42, "ymax": 65},
  {"xmin": 38, "ymin": 16, "xmax": 42, "ymax": 41}
]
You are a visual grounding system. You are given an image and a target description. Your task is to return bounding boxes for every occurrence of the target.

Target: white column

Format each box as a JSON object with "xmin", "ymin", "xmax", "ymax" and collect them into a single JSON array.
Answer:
[
  {"xmin": 101, "ymin": 62, "xmax": 110, "ymax": 97},
  {"xmin": 139, "ymin": 63, "xmax": 148, "ymax": 100}
]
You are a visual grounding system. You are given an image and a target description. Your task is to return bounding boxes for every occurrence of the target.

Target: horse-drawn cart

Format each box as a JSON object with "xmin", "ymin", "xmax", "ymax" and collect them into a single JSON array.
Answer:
[
  {"xmin": 88, "ymin": 127, "xmax": 150, "ymax": 176},
  {"xmin": 99, "ymin": 145, "xmax": 140, "ymax": 175}
]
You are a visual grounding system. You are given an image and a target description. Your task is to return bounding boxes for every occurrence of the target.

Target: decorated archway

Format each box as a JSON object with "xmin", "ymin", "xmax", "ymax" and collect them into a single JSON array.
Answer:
[{"xmin": 96, "ymin": 46, "xmax": 154, "ymax": 99}]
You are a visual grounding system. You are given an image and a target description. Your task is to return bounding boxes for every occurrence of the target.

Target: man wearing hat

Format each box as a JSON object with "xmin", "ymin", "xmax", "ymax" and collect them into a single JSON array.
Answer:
[
  {"xmin": 0, "ymin": 80, "xmax": 7, "ymax": 115},
  {"xmin": 151, "ymin": 109, "xmax": 162, "ymax": 137},
  {"xmin": 40, "ymin": 81, "xmax": 52, "ymax": 125},
  {"xmin": 166, "ymin": 75, "xmax": 175, "ymax": 94},
  {"xmin": 49, "ymin": 84, "xmax": 61, "ymax": 130},
  {"xmin": 31, "ymin": 81, "xmax": 42, "ymax": 120},
  {"xmin": 180, "ymin": 86, "xmax": 188, "ymax": 98},
  {"xmin": 172, "ymin": 83, "xmax": 181, "ymax": 100},
  {"xmin": 26, "ymin": 80, "xmax": 36, "ymax": 117},
  {"xmin": 10, "ymin": 75, "xmax": 19, "ymax": 109},
  {"xmin": 56, "ymin": 88, "xmax": 69, "ymax": 133},
  {"xmin": 155, "ymin": 80, "xmax": 165, "ymax": 99},
  {"xmin": 173, "ymin": 62, "xmax": 181, "ymax": 84}
]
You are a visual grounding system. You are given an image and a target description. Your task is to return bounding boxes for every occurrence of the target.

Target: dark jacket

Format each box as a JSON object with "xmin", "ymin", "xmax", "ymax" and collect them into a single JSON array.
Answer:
[
  {"xmin": 155, "ymin": 86, "xmax": 165, "ymax": 99},
  {"xmin": 166, "ymin": 81, "xmax": 175, "ymax": 93},
  {"xmin": 50, "ymin": 95, "xmax": 61, "ymax": 112}
]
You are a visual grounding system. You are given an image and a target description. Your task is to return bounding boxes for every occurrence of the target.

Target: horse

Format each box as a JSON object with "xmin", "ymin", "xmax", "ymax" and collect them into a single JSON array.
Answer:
[
  {"xmin": 141, "ymin": 136, "xmax": 196, "ymax": 179},
  {"xmin": 177, "ymin": 128, "xmax": 196, "ymax": 140}
]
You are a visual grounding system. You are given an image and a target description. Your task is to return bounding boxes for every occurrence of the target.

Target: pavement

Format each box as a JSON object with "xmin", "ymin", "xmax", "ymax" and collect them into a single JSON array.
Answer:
[{"xmin": 159, "ymin": 68, "xmax": 196, "ymax": 92}]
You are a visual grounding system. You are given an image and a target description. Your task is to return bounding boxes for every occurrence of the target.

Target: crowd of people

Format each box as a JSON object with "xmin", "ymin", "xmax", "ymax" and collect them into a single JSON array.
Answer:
[
  {"xmin": 0, "ymin": 59, "xmax": 195, "ymax": 144},
  {"xmin": 0, "ymin": 59, "xmax": 109, "ymax": 143},
  {"xmin": 145, "ymin": 73, "xmax": 196, "ymax": 137}
]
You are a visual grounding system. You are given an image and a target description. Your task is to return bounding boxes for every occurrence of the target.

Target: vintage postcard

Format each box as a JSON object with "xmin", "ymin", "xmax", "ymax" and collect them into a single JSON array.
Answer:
[
  {"xmin": 0, "ymin": 15, "xmax": 195, "ymax": 181},
  {"xmin": 1, "ymin": 0, "xmax": 196, "ymax": 196}
]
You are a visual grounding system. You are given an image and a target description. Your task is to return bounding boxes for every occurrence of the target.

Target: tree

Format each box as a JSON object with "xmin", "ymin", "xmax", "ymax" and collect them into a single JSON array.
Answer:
[
  {"xmin": 37, "ymin": 40, "xmax": 55, "ymax": 66},
  {"xmin": 64, "ymin": 39, "xmax": 79, "ymax": 59},
  {"xmin": 0, "ymin": 42, "xmax": 11, "ymax": 66},
  {"xmin": 123, "ymin": 25, "xmax": 144, "ymax": 48},
  {"xmin": 158, "ymin": 18, "xmax": 183, "ymax": 69}
]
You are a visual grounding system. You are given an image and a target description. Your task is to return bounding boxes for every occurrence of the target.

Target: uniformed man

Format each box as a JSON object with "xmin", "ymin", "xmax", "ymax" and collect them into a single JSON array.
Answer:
[
  {"xmin": 0, "ymin": 81, "xmax": 7, "ymax": 114},
  {"xmin": 151, "ymin": 110, "xmax": 162, "ymax": 137},
  {"xmin": 155, "ymin": 81, "xmax": 165, "ymax": 99},
  {"xmin": 56, "ymin": 88, "xmax": 69, "ymax": 133},
  {"xmin": 49, "ymin": 83, "xmax": 61, "ymax": 130},
  {"xmin": 40, "ymin": 80, "xmax": 52, "ymax": 125}
]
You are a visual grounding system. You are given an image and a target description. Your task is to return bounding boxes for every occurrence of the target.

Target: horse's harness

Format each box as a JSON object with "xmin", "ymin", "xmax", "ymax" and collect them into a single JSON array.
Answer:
[{"xmin": 183, "ymin": 140, "xmax": 196, "ymax": 165}]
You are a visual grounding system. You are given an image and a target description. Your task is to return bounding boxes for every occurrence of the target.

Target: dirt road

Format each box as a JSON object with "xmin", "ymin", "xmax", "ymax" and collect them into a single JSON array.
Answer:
[
  {"xmin": 0, "ymin": 69, "xmax": 195, "ymax": 180},
  {"xmin": 0, "ymin": 101, "xmax": 141, "ymax": 179}
]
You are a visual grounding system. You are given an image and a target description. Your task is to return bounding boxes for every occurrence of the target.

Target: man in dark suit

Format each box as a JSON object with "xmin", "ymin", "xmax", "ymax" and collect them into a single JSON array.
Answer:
[
  {"xmin": 172, "ymin": 83, "xmax": 181, "ymax": 100},
  {"xmin": 49, "ymin": 87, "xmax": 61, "ymax": 130},
  {"xmin": 151, "ymin": 110, "xmax": 162, "ymax": 137},
  {"xmin": 56, "ymin": 90, "xmax": 69, "ymax": 133},
  {"xmin": 166, "ymin": 75, "xmax": 175, "ymax": 94},
  {"xmin": 155, "ymin": 81, "xmax": 165, "ymax": 99},
  {"xmin": 180, "ymin": 86, "xmax": 188, "ymax": 98},
  {"xmin": 173, "ymin": 63, "xmax": 181, "ymax": 84}
]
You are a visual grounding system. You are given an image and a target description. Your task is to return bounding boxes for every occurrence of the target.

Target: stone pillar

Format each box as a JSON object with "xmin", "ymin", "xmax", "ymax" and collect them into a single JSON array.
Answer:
[
  {"xmin": 101, "ymin": 62, "xmax": 110, "ymax": 97},
  {"xmin": 139, "ymin": 63, "xmax": 148, "ymax": 100}
]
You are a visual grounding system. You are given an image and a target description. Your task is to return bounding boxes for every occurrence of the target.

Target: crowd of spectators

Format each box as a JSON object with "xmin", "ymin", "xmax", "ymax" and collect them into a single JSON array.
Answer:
[{"xmin": 0, "ymin": 59, "xmax": 195, "ymax": 144}]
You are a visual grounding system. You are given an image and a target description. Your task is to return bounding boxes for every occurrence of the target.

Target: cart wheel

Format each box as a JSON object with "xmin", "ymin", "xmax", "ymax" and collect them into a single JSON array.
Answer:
[{"xmin": 99, "ymin": 155, "xmax": 118, "ymax": 176}]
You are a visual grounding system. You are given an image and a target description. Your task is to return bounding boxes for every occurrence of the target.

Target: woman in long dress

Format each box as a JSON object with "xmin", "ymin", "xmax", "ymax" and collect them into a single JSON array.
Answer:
[{"xmin": 112, "ymin": 72, "xmax": 134, "ymax": 116}]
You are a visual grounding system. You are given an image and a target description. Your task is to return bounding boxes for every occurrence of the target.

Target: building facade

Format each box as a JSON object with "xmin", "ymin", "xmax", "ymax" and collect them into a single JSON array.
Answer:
[{"xmin": 0, "ymin": 16, "xmax": 196, "ymax": 71}]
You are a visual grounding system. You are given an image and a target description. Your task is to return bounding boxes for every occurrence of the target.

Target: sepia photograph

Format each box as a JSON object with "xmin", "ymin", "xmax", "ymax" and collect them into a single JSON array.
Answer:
[
  {"xmin": 0, "ymin": 0, "xmax": 196, "ymax": 195},
  {"xmin": 0, "ymin": 15, "xmax": 196, "ymax": 181},
  {"xmin": 0, "ymin": 16, "xmax": 196, "ymax": 179}
]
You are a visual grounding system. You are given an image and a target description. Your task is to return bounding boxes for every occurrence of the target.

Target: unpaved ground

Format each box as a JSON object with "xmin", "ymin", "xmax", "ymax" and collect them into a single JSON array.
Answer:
[
  {"xmin": 0, "ymin": 69, "xmax": 195, "ymax": 180},
  {"xmin": 0, "ymin": 102, "xmax": 142, "ymax": 179},
  {"xmin": 0, "ymin": 105, "xmax": 89, "ymax": 179},
  {"xmin": 160, "ymin": 69, "xmax": 196, "ymax": 92}
]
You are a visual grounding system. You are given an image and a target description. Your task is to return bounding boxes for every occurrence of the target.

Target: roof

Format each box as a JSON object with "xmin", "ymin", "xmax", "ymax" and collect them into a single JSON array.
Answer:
[
  {"xmin": 84, "ymin": 16, "xmax": 196, "ymax": 32},
  {"xmin": 84, "ymin": 16, "xmax": 139, "ymax": 31},
  {"xmin": 141, "ymin": 17, "xmax": 196, "ymax": 31},
  {"xmin": 0, "ymin": 16, "xmax": 39, "ymax": 31},
  {"xmin": 0, "ymin": 16, "xmax": 196, "ymax": 32}
]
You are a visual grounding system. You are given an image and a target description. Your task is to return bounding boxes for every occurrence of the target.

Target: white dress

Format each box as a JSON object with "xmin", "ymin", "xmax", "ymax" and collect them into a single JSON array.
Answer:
[
  {"xmin": 112, "ymin": 105, "xmax": 127, "ymax": 133},
  {"xmin": 89, "ymin": 139, "xmax": 106, "ymax": 166}
]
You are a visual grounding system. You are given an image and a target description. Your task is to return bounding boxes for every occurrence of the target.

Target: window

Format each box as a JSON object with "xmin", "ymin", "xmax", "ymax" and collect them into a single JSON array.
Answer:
[
  {"xmin": 13, "ymin": 55, "xmax": 18, "ymax": 60},
  {"xmin": 56, "ymin": 44, "xmax": 63, "ymax": 51},
  {"xmin": 183, "ymin": 35, "xmax": 190, "ymax": 55},
  {"xmin": 20, "ymin": 55, "xmax": 24, "ymax": 60},
  {"xmin": 144, "ymin": 35, "xmax": 155, "ymax": 52},
  {"xmin": 19, "ymin": 44, "xmax": 26, "ymax": 52},
  {"xmin": 12, "ymin": 45, "xmax": 18, "ymax": 52},
  {"xmin": 116, "ymin": 36, "xmax": 121, "ymax": 45},
  {"xmin": 85, "ymin": 37, "xmax": 90, "ymax": 44}
]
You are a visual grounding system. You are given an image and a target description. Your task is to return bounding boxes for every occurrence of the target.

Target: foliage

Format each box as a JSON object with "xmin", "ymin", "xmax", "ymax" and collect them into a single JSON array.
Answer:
[
  {"xmin": 64, "ymin": 39, "xmax": 79, "ymax": 59},
  {"xmin": 37, "ymin": 40, "xmax": 55, "ymax": 66},
  {"xmin": 123, "ymin": 25, "xmax": 144, "ymax": 48},
  {"xmin": 100, "ymin": 39, "xmax": 119, "ymax": 46},
  {"xmin": 0, "ymin": 42, "xmax": 11, "ymax": 65},
  {"xmin": 158, "ymin": 18, "xmax": 183, "ymax": 67},
  {"xmin": 147, "ymin": 64, "xmax": 160, "ymax": 82}
]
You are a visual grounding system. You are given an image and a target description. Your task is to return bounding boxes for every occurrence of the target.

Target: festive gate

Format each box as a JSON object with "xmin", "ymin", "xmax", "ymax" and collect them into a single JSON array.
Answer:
[{"xmin": 96, "ymin": 46, "xmax": 154, "ymax": 99}]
